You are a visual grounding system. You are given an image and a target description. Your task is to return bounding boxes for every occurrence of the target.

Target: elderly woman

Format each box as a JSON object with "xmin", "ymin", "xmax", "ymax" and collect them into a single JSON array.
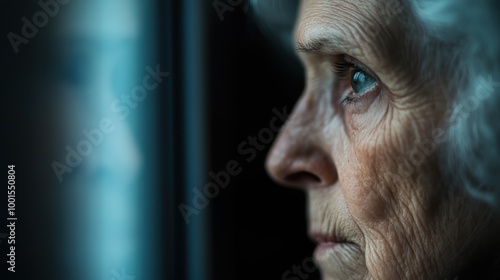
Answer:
[{"xmin": 264, "ymin": 0, "xmax": 500, "ymax": 279}]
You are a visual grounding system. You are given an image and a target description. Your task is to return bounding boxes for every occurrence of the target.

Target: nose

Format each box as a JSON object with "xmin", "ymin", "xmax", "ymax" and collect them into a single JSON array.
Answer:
[{"xmin": 265, "ymin": 94, "xmax": 338, "ymax": 190}]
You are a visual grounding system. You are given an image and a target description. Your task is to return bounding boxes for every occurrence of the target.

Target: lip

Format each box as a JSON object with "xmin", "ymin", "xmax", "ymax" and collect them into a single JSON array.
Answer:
[
  {"xmin": 309, "ymin": 231, "xmax": 353, "ymax": 259},
  {"xmin": 314, "ymin": 241, "xmax": 343, "ymax": 258},
  {"xmin": 309, "ymin": 231, "xmax": 346, "ymax": 244}
]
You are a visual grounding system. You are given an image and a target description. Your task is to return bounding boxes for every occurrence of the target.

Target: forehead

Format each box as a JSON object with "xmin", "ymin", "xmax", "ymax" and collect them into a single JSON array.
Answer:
[{"xmin": 295, "ymin": 0, "xmax": 407, "ymax": 59}]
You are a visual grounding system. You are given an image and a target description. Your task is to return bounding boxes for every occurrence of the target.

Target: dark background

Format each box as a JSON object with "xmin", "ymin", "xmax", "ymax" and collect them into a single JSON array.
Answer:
[{"xmin": 207, "ymin": 5, "xmax": 317, "ymax": 280}]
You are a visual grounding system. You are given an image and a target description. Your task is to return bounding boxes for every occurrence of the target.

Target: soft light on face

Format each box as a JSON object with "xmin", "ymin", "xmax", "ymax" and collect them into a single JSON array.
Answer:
[{"xmin": 266, "ymin": 0, "xmax": 499, "ymax": 279}]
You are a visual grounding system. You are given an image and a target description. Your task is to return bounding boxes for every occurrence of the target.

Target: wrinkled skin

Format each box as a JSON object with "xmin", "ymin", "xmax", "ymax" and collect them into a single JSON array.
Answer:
[{"xmin": 265, "ymin": 0, "xmax": 500, "ymax": 279}]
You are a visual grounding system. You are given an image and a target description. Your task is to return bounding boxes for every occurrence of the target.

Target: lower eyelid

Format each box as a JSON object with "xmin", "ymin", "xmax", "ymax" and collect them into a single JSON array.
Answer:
[{"xmin": 340, "ymin": 82, "xmax": 379, "ymax": 108}]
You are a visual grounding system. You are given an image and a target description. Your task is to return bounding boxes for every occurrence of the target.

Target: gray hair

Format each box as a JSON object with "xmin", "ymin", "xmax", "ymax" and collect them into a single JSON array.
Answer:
[{"xmin": 412, "ymin": 0, "xmax": 500, "ymax": 207}]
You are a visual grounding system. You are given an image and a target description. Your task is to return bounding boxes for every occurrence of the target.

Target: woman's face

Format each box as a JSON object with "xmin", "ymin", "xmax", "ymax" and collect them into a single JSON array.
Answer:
[{"xmin": 266, "ymin": 0, "xmax": 496, "ymax": 279}]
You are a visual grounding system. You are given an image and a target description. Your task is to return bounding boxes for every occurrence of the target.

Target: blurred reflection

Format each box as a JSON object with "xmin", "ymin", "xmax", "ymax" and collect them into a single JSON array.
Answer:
[{"xmin": 50, "ymin": 0, "xmax": 158, "ymax": 279}]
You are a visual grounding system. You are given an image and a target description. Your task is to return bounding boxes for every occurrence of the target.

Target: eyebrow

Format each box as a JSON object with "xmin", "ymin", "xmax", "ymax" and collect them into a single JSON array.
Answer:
[
  {"xmin": 295, "ymin": 35, "xmax": 355, "ymax": 55},
  {"xmin": 296, "ymin": 39, "xmax": 326, "ymax": 53}
]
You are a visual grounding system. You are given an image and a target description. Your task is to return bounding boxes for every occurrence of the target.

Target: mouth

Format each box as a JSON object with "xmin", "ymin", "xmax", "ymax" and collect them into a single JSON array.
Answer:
[{"xmin": 309, "ymin": 231, "xmax": 357, "ymax": 259}]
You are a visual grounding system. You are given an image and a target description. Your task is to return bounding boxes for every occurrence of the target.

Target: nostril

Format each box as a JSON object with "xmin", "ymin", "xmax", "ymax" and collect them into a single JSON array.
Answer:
[{"xmin": 285, "ymin": 171, "xmax": 321, "ymax": 185}]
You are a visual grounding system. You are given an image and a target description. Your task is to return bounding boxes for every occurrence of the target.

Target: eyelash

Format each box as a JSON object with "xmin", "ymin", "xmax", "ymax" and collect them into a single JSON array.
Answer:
[{"xmin": 330, "ymin": 56, "xmax": 377, "ymax": 107}]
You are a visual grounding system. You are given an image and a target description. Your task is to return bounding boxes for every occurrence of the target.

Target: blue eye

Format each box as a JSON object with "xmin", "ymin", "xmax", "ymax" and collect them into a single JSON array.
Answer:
[{"xmin": 351, "ymin": 70, "xmax": 376, "ymax": 94}]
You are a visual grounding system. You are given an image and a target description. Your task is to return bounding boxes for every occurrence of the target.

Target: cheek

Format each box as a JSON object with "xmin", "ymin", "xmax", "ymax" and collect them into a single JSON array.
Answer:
[
  {"xmin": 335, "ymin": 97, "xmax": 399, "ymax": 223},
  {"xmin": 336, "ymin": 146, "xmax": 397, "ymax": 223},
  {"xmin": 335, "ymin": 99, "xmax": 439, "ymax": 227}
]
